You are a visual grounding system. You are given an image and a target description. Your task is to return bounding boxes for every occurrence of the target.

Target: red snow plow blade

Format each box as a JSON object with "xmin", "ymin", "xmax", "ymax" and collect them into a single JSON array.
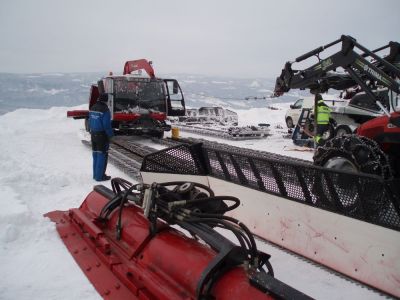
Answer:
[
  {"xmin": 67, "ymin": 109, "xmax": 89, "ymax": 119},
  {"xmin": 112, "ymin": 112, "xmax": 141, "ymax": 122},
  {"xmin": 112, "ymin": 112, "xmax": 167, "ymax": 122},
  {"xmin": 45, "ymin": 179, "xmax": 311, "ymax": 300}
]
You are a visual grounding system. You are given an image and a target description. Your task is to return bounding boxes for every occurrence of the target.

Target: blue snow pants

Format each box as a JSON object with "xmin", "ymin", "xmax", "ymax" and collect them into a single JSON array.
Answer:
[{"xmin": 91, "ymin": 131, "xmax": 109, "ymax": 181}]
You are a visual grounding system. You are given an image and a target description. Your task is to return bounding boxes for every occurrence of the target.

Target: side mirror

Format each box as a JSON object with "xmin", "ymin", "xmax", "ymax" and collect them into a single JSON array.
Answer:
[{"xmin": 290, "ymin": 104, "xmax": 294, "ymax": 109}]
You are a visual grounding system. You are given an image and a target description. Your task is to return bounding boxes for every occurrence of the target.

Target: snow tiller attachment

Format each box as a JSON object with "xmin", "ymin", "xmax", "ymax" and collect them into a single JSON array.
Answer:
[{"xmin": 45, "ymin": 178, "xmax": 311, "ymax": 300}]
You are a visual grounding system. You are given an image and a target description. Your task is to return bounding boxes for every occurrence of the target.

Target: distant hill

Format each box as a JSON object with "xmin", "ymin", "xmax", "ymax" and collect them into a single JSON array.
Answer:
[{"xmin": 0, "ymin": 72, "xmax": 308, "ymax": 115}]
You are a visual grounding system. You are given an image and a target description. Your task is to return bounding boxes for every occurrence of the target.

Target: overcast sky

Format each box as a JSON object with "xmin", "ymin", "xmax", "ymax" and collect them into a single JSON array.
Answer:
[{"xmin": 0, "ymin": 0, "xmax": 398, "ymax": 78}]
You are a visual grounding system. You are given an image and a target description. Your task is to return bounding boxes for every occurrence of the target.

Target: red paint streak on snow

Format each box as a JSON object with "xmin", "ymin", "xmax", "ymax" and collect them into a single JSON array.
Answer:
[
  {"xmin": 359, "ymin": 245, "xmax": 373, "ymax": 264},
  {"xmin": 312, "ymin": 232, "xmax": 322, "ymax": 238},
  {"xmin": 280, "ymin": 219, "xmax": 290, "ymax": 229},
  {"xmin": 391, "ymin": 274, "xmax": 400, "ymax": 285},
  {"xmin": 279, "ymin": 218, "xmax": 291, "ymax": 239},
  {"xmin": 304, "ymin": 223, "xmax": 350, "ymax": 253},
  {"xmin": 378, "ymin": 254, "xmax": 400, "ymax": 270}
]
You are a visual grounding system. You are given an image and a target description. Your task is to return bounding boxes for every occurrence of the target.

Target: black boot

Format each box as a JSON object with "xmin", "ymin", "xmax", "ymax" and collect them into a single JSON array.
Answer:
[{"xmin": 99, "ymin": 175, "xmax": 111, "ymax": 181}]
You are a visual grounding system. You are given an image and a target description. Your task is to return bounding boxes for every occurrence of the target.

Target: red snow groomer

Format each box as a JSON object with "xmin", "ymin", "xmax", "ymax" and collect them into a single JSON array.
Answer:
[
  {"xmin": 45, "ymin": 178, "xmax": 311, "ymax": 300},
  {"xmin": 67, "ymin": 59, "xmax": 186, "ymax": 138}
]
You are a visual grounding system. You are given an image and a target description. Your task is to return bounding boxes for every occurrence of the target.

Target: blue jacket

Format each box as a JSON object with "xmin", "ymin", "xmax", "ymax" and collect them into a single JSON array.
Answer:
[{"xmin": 88, "ymin": 101, "xmax": 114, "ymax": 137}]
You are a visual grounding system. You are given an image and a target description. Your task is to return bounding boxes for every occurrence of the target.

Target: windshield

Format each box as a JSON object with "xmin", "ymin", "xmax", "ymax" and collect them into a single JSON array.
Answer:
[{"xmin": 113, "ymin": 78, "xmax": 166, "ymax": 113}]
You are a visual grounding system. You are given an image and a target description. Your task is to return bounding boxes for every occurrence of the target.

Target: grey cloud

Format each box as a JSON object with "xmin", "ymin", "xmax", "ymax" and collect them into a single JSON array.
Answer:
[{"xmin": 0, "ymin": 0, "xmax": 398, "ymax": 78}]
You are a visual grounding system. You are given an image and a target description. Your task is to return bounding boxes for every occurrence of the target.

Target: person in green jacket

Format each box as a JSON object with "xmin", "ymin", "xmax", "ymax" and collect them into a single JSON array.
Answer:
[{"xmin": 314, "ymin": 94, "xmax": 332, "ymax": 146}]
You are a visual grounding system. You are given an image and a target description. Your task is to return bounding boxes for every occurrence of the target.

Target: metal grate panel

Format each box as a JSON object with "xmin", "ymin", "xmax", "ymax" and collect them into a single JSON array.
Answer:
[
  {"xmin": 141, "ymin": 143, "xmax": 208, "ymax": 175},
  {"xmin": 141, "ymin": 143, "xmax": 400, "ymax": 231}
]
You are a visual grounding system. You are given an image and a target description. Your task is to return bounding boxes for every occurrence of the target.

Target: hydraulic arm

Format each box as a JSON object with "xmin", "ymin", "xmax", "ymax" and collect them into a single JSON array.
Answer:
[{"xmin": 274, "ymin": 35, "xmax": 400, "ymax": 111}]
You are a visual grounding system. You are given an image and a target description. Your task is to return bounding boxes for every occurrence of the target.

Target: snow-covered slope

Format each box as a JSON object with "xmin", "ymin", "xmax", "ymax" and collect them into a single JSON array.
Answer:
[{"xmin": 0, "ymin": 106, "xmax": 386, "ymax": 299}]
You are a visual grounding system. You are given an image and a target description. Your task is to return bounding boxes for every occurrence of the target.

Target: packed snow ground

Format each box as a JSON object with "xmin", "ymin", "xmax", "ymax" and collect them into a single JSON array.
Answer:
[
  {"xmin": 177, "ymin": 103, "xmax": 315, "ymax": 162},
  {"xmin": 0, "ymin": 105, "xmax": 387, "ymax": 299}
]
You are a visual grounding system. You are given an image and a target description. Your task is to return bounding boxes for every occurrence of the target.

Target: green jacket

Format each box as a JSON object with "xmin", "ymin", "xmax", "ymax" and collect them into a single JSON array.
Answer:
[{"xmin": 316, "ymin": 100, "xmax": 332, "ymax": 125}]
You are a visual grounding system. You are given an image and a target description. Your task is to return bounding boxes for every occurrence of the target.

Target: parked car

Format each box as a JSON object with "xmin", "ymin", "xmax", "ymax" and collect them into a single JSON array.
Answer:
[
  {"xmin": 285, "ymin": 97, "xmax": 314, "ymax": 128},
  {"xmin": 285, "ymin": 93, "xmax": 388, "ymax": 138}
]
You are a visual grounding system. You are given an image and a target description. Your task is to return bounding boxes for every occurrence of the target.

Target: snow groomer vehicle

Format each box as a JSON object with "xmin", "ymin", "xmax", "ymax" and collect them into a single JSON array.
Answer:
[{"xmin": 67, "ymin": 59, "xmax": 186, "ymax": 138}]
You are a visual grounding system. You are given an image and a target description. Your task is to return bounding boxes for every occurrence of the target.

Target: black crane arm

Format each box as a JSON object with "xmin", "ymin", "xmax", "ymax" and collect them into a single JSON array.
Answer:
[{"xmin": 274, "ymin": 35, "xmax": 400, "ymax": 98}]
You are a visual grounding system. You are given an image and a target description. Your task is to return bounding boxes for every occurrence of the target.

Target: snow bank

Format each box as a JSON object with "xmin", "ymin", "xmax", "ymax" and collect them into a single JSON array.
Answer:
[
  {"xmin": 0, "ymin": 106, "xmax": 126, "ymax": 300},
  {"xmin": 175, "ymin": 104, "xmax": 315, "ymax": 161},
  {"xmin": 235, "ymin": 105, "xmax": 289, "ymax": 126}
]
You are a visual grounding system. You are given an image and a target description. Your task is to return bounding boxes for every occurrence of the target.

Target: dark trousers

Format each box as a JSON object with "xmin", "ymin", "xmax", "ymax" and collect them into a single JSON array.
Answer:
[
  {"xmin": 91, "ymin": 132, "xmax": 109, "ymax": 181},
  {"xmin": 314, "ymin": 124, "xmax": 329, "ymax": 145}
]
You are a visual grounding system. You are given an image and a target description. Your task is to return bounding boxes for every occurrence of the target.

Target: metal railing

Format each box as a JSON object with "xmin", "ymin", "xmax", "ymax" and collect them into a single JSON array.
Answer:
[{"xmin": 141, "ymin": 143, "xmax": 400, "ymax": 231}]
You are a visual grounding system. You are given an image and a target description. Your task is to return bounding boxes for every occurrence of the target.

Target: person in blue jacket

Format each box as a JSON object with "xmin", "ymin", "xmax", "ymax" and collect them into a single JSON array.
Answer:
[{"xmin": 88, "ymin": 93, "xmax": 114, "ymax": 181}]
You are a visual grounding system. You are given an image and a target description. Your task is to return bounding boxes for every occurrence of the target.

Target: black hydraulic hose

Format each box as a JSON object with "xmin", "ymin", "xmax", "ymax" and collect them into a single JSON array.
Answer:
[
  {"xmin": 192, "ymin": 212, "xmax": 258, "ymax": 260},
  {"xmin": 187, "ymin": 217, "xmax": 255, "ymax": 264},
  {"xmin": 207, "ymin": 221, "xmax": 249, "ymax": 253},
  {"xmin": 99, "ymin": 178, "xmax": 143, "ymax": 230},
  {"xmin": 152, "ymin": 196, "xmax": 250, "ymax": 253},
  {"xmin": 218, "ymin": 214, "xmax": 258, "ymax": 259},
  {"xmin": 153, "ymin": 192, "xmax": 246, "ymax": 248},
  {"xmin": 197, "ymin": 218, "xmax": 251, "ymax": 251},
  {"xmin": 96, "ymin": 180, "xmax": 265, "ymax": 273},
  {"xmin": 99, "ymin": 194, "xmax": 123, "ymax": 220},
  {"xmin": 177, "ymin": 196, "xmax": 240, "ymax": 213},
  {"xmin": 158, "ymin": 181, "xmax": 215, "ymax": 197},
  {"xmin": 111, "ymin": 177, "xmax": 133, "ymax": 194},
  {"xmin": 189, "ymin": 218, "xmax": 249, "ymax": 255},
  {"xmin": 213, "ymin": 221, "xmax": 253, "ymax": 257},
  {"xmin": 116, "ymin": 184, "xmax": 138, "ymax": 240},
  {"xmin": 136, "ymin": 185, "xmax": 261, "ymax": 267}
]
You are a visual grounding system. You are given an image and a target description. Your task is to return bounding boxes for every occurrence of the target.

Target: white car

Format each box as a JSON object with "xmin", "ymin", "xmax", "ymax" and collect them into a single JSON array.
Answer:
[
  {"xmin": 285, "ymin": 93, "xmax": 389, "ymax": 137},
  {"xmin": 285, "ymin": 97, "xmax": 314, "ymax": 128}
]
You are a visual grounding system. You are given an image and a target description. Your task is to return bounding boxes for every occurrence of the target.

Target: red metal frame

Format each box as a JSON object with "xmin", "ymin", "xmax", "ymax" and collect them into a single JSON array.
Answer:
[
  {"xmin": 66, "ymin": 110, "xmax": 89, "ymax": 119},
  {"xmin": 149, "ymin": 111, "xmax": 167, "ymax": 121},
  {"xmin": 112, "ymin": 112, "xmax": 141, "ymax": 122}
]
